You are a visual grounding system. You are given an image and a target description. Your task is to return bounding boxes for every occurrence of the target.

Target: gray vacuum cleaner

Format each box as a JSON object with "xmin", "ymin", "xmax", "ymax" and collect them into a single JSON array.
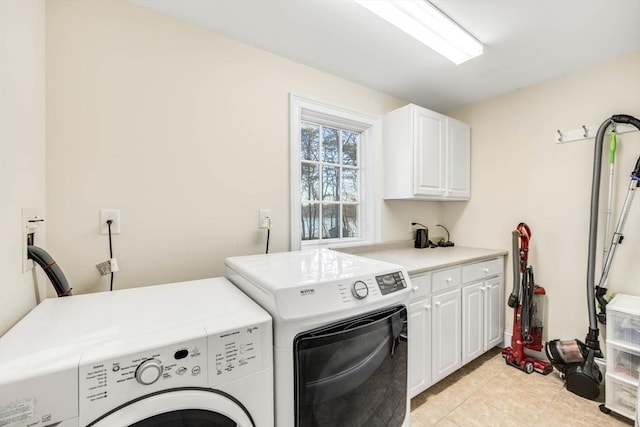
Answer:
[{"xmin": 546, "ymin": 114, "xmax": 640, "ymax": 400}]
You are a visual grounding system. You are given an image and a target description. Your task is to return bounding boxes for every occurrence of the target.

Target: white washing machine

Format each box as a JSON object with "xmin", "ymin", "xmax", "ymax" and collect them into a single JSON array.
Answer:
[
  {"xmin": 0, "ymin": 278, "xmax": 273, "ymax": 427},
  {"xmin": 225, "ymin": 249, "xmax": 411, "ymax": 427}
]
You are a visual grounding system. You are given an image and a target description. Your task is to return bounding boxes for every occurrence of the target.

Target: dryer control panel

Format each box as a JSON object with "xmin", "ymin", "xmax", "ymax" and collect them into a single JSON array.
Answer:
[
  {"xmin": 78, "ymin": 321, "xmax": 268, "ymax": 425},
  {"xmin": 276, "ymin": 270, "xmax": 410, "ymax": 319}
]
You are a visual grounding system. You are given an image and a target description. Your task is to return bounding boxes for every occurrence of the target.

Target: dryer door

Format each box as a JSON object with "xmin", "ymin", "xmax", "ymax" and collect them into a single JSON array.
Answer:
[{"xmin": 88, "ymin": 388, "xmax": 254, "ymax": 427}]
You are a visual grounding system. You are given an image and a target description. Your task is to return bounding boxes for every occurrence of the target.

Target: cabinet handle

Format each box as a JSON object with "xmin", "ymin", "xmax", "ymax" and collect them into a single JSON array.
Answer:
[
  {"xmin": 480, "ymin": 287, "xmax": 485, "ymax": 291},
  {"xmin": 413, "ymin": 286, "xmax": 419, "ymax": 292},
  {"xmin": 446, "ymin": 277, "xmax": 452, "ymax": 283},
  {"xmin": 435, "ymin": 301, "xmax": 441, "ymax": 307},
  {"xmin": 483, "ymin": 268, "xmax": 490, "ymax": 273},
  {"xmin": 426, "ymin": 305, "xmax": 431, "ymax": 311}
]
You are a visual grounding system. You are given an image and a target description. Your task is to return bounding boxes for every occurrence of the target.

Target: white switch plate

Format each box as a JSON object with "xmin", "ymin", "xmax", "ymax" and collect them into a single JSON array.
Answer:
[{"xmin": 100, "ymin": 209, "xmax": 121, "ymax": 235}]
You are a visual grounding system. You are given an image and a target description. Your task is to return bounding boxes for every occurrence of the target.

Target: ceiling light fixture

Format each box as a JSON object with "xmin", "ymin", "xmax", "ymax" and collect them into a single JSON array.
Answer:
[{"xmin": 355, "ymin": 0, "xmax": 483, "ymax": 65}]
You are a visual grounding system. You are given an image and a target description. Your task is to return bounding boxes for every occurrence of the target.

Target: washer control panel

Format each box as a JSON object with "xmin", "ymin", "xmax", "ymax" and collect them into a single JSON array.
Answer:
[
  {"xmin": 78, "ymin": 322, "xmax": 267, "ymax": 425},
  {"xmin": 80, "ymin": 336, "xmax": 208, "ymax": 415}
]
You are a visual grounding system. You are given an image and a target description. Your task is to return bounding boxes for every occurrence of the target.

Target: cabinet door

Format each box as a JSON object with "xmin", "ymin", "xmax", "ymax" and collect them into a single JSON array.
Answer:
[
  {"xmin": 446, "ymin": 118, "xmax": 470, "ymax": 199},
  {"xmin": 462, "ymin": 281, "xmax": 484, "ymax": 364},
  {"xmin": 432, "ymin": 288, "xmax": 461, "ymax": 383},
  {"xmin": 484, "ymin": 276, "xmax": 504, "ymax": 350},
  {"xmin": 414, "ymin": 108, "xmax": 446, "ymax": 197},
  {"xmin": 409, "ymin": 298, "xmax": 431, "ymax": 397}
]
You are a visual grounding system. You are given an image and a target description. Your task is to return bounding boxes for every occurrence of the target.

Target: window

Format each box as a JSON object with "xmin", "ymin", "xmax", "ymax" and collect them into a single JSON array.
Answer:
[{"xmin": 290, "ymin": 94, "xmax": 381, "ymax": 250}]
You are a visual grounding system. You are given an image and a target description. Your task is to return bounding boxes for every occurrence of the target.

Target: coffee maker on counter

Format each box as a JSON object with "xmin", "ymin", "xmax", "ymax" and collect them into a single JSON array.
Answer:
[{"xmin": 412, "ymin": 223, "xmax": 430, "ymax": 248}]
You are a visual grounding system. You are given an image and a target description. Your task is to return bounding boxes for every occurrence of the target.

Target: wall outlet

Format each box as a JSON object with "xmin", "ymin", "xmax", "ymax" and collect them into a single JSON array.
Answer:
[
  {"xmin": 100, "ymin": 209, "xmax": 121, "ymax": 235},
  {"xmin": 259, "ymin": 209, "xmax": 271, "ymax": 229}
]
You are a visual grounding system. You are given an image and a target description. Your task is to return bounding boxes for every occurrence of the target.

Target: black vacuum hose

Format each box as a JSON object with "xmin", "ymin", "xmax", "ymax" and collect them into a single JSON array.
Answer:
[
  {"xmin": 507, "ymin": 230, "xmax": 520, "ymax": 308},
  {"xmin": 586, "ymin": 115, "xmax": 640, "ymax": 345},
  {"xmin": 27, "ymin": 245, "xmax": 72, "ymax": 297}
]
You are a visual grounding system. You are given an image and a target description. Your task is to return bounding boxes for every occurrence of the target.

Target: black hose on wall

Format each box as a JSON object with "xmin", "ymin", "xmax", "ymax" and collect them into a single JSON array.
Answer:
[{"xmin": 27, "ymin": 245, "xmax": 72, "ymax": 297}]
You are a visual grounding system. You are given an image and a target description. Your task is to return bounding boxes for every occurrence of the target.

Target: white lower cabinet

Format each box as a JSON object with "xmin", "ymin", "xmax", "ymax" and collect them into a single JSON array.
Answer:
[
  {"xmin": 408, "ymin": 256, "xmax": 504, "ymax": 398},
  {"xmin": 462, "ymin": 282, "xmax": 484, "ymax": 364},
  {"xmin": 432, "ymin": 288, "xmax": 462, "ymax": 383},
  {"xmin": 462, "ymin": 276, "xmax": 504, "ymax": 365},
  {"xmin": 484, "ymin": 276, "xmax": 504, "ymax": 349},
  {"xmin": 409, "ymin": 297, "xmax": 431, "ymax": 396}
]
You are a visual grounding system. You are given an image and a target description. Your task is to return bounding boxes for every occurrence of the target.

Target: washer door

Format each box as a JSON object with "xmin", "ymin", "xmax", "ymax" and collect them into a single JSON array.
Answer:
[{"xmin": 89, "ymin": 388, "xmax": 254, "ymax": 427}]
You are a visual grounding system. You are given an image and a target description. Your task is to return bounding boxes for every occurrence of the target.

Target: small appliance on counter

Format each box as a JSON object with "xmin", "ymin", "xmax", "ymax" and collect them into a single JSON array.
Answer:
[
  {"xmin": 412, "ymin": 222, "xmax": 430, "ymax": 248},
  {"xmin": 415, "ymin": 227, "xmax": 429, "ymax": 248}
]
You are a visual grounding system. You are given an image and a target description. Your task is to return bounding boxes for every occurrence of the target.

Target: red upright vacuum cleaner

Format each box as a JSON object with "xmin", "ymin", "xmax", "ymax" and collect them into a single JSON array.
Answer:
[{"xmin": 502, "ymin": 223, "xmax": 552, "ymax": 375}]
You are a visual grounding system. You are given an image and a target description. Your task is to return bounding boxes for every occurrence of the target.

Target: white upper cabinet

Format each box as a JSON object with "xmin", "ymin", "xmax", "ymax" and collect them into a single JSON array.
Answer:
[{"xmin": 383, "ymin": 104, "xmax": 470, "ymax": 200}]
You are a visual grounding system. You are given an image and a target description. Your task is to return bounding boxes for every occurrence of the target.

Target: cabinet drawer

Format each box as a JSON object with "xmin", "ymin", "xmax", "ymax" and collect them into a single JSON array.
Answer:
[
  {"xmin": 409, "ymin": 272, "xmax": 431, "ymax": 300},
  {"xmin": 462, "ymin": 258, "xmax": 503, "ymax": 283},
  {"xmin": 605, "ymin": 373, "xmax": 636, "ymax": 420},
  {"xmin": 432, "ymin": 267, "xmax": 461, "ymax": 294},
  {"xmin": 607, "ymin": 343, "xmax": 640, "ymax": 382},
  {"xmin": 607, "ymin": 294, "xmax": 640, "ymax": 349}
]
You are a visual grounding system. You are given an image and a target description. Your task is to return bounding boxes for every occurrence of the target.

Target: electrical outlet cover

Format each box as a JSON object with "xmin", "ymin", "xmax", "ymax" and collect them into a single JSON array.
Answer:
[{"xmin": 100, "ymin": 209, "xmax": 121, "ymax": 235}]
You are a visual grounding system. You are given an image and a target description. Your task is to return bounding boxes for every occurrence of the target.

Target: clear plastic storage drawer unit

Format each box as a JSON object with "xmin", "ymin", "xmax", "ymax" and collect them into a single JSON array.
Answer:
[{"xmin": 605, "ymin": 294, "xmax": 640, "ymax": 420}]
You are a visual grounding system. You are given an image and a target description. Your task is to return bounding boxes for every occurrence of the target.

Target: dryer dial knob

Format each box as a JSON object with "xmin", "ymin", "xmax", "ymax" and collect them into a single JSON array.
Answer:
[
  {"xmin": 135, "ymin": 358, "xmax": 163, "ymax": 385},
  {"xmin": 351, "ymin": 280, "xmax": 369, "ymax": 299}
]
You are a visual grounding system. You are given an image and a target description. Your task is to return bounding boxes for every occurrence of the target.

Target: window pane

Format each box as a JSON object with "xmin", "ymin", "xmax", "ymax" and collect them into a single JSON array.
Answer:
[
  {"xmin": 342, "ymin": 131, "xmax": 358, "ymax": 166},
  {"xmin": 342, "ymin": 168, "xmax": 358, "ymax": 202},
  {"xmin": 301, "ymin": 123, "xmax": 319, "ymax": 161},
  {"xmin": 322, "ymin": 166, "xmax": 340, "ymax": 201},
  {"xmin": 322, "ymin": 204, "xmax": 339, "ymax": 239},
  {"xmin": 301, "ymin": 203, "xmax": 319, "ymax": 241},
  {"xmin": 322, "ymin": 127, "xmax": 339, "ymax": 164},
  {"xmin": 301, "ymin": 163, "xmax": 319, "ymax": 201},
  {"xmin": 343, "ymin": 205, "xmax": 358, "ymax": 238}
]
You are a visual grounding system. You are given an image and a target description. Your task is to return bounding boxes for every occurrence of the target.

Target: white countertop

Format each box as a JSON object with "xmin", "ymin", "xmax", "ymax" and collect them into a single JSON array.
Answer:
[{"xmin": 337, "ymin": 242, "xmax": 507, "ymax": 275}]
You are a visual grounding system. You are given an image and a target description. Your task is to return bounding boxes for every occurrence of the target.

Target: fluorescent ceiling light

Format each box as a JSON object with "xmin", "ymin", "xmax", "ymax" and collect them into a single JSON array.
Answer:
[{"xmin": 355, "ymin": 0, "xmax": 483, "ymax": 65}]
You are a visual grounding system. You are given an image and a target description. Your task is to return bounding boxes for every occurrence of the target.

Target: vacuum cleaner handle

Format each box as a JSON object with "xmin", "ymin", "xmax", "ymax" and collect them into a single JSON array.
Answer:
[{"xmin": 507, "ymin": 230, "xmax": 520, "ymax": 307}]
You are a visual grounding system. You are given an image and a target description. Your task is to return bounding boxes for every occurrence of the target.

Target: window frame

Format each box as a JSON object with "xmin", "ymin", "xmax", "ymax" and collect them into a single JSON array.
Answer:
[{"xmin": 290, "ymin": 94, "xmax": 382, "ymax": 251}]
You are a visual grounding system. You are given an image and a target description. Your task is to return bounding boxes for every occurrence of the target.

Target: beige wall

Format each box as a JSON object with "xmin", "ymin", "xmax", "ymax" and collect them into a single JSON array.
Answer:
[
  {"xmin": 7, "ymin": 0, "xmax": 636, "ymax": 346},
  {"xmin": 0, "ymin": 0, "xmax": 47, "ymax": 335},
  {"xmin": 44, "ymin": 0, "xmax": 440, "ymax": 298},
  {"xmin": 445, "ymin": 52, "xmax": 640, "ymax": 341}
]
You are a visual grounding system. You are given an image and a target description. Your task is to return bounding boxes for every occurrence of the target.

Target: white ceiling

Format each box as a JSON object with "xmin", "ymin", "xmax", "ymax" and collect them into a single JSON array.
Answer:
[{"xmin": 131, "ymin": 0, "xmax": 640, "ymax": 112}]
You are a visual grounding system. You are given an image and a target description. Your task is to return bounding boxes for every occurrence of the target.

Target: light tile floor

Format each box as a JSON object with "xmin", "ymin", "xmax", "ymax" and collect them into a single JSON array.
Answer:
[{"xmin": 410, "ymin": 348, "xmax": 634, "ymax": 426}]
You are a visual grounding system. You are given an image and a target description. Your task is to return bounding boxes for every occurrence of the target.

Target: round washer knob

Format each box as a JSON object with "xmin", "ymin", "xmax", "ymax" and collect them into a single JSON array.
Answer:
[
  {"xmin": 351, "ymin": 280, "xmax": 369, "ymax": 299},
  {"xmin": 135, "ymin": 358, "xmax": 163, "ymax": 385}
]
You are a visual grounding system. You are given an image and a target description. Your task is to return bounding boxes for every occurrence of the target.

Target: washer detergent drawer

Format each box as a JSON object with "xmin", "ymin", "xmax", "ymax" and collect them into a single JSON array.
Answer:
[{"xmin": 293, "ymin": 305, "xmax": 407, "ymax": 427}]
